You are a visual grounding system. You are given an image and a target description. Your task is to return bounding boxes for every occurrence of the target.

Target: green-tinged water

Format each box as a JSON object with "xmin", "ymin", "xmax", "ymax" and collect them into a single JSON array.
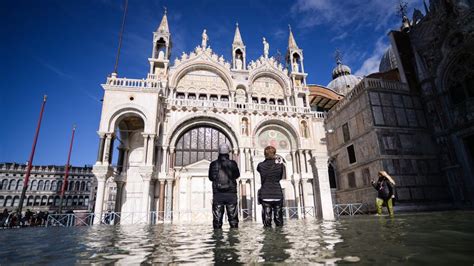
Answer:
[{"xmin": 0, "ymin": 211, "xmax": 473, "ymax": 264}]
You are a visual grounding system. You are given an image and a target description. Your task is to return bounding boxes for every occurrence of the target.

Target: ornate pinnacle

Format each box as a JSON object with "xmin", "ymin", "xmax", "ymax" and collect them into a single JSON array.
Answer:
[
  {"xmin": 397, "ymin": 1, "xmax": 408, "ymax": 19},
  {"xmin": 334, "ymin": 49, "xmax": 343, "ymax": 64}
]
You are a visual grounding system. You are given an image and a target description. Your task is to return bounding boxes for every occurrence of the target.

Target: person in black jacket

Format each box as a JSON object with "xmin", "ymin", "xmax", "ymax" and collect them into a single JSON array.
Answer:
[
  {"xmin": 257, "ymin": 146, "xmax": 285, "ymax": 227},
  {"xmin": 208, "ymin": 143, "xmax": 240, "ymax": 229},
  {"xmin": 371, "ymin": 170, "xmax": 396, "ymax": 217}
]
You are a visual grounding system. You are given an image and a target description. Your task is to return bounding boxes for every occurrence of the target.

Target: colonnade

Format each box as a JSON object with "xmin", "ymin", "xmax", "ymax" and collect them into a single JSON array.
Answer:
[{"xmin": 93, "ymin": 129, "xmax": 334, "ymax": 223}]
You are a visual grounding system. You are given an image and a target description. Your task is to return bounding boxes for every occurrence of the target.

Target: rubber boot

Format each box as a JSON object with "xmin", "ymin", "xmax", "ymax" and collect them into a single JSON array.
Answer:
[
  {"xmin": 212, "ymin": 204, "xmax": 225, "ymax": 229},
  {"xmin": 274, "ymin": 201, "xmax": 284, "ymax": 227},
  {"xmin": 226, "ymin": 204, "xmax": 239, "ymax": 228},
  {"xmin": 262, "ymin": 201, "xmax": 273, "ymax": 227}
]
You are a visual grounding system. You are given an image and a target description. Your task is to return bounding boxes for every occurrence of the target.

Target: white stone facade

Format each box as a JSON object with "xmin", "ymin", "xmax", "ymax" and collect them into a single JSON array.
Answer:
[{"xmin": 93, "ymin": 13, "xmax": 334, "ymax": 223}]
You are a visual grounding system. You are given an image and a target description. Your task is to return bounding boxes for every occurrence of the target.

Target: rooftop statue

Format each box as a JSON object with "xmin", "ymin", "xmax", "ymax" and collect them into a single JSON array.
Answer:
[
  {"xmin": 202, "ymin": 29, "xmax": 208, "ymax": 48},
  {"xmin": 263, "ymin": 37, "xmax": 269, "ymax": 58}
]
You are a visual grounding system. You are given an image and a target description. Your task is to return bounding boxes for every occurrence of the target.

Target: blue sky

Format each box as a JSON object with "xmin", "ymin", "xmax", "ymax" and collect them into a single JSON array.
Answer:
[{"xmin": 0, "ymin": 0, "xmax": 424, "ymax": 166}]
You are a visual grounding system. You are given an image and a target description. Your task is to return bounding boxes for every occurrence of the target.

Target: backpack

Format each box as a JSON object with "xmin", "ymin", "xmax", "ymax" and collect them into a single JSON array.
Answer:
[{"xmin": 216, "ymin": 160, "xmax": 231, "ymax": 192}]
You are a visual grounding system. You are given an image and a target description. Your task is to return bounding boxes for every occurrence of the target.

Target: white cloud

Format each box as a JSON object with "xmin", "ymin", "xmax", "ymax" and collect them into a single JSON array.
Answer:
[
  {"xmin": 292, "ymin": 0, "xmax": 399, "ymax": 30},
  {"xmin": 354, "ymin": 36, "xmax": 389, "ymax": 76},
  {"xmin": 330, "ymin": 32, "xmax": 348, "ymax": 42}
]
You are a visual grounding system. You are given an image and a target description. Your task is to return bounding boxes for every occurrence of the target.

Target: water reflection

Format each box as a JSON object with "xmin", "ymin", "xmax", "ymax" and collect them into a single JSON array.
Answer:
[
  {"xmin": 0, "ymin": 212, "xmax": 473, "ymax": 264},
  {"xmin": 260, "ymin": 227, "xmax": 290, "ymax": 262}
]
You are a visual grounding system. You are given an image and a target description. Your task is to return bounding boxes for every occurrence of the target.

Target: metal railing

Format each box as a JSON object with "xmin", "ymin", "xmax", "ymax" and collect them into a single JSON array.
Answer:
[
  {"xmin": 333, "ymin": 203, "xmax": 368, "ymax": 217},
  {"xmin": 45, "ymin": 207, "xmax": 317, "ymax": 227}
]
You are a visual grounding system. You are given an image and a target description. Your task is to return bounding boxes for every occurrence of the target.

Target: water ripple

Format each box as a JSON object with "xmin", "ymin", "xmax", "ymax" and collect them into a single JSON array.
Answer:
[{"xmin": 1, "ymin": 211, "xmax": 473, "ymax": 264}]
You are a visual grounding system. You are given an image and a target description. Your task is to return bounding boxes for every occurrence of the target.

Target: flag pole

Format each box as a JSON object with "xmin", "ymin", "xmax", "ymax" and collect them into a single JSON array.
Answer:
[
  {"xmin": 58, "ymin": 125, "xmax": 76, "ymax": 213},
  {"xmin": 113, "ymin": 0, "xmax": 128, "ymax": 75},
  {"xmin": 17, "ymin": 95, "xmax": 47, "ymax": 215}
]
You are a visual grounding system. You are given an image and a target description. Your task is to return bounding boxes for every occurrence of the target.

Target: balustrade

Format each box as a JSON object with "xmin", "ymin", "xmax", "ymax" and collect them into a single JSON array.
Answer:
[
  {"xmin": 105, "ymin": 77, "xmax": 160, "ymax": 89},
  {"xmin": 166, "ymin": 98, "xmax": 323, "ymax": 117}
]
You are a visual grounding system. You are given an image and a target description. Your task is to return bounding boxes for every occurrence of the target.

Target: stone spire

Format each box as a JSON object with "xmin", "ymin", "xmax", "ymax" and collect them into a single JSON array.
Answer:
[
  {"xmin": 233, "ymin": 23, "xmax": 244, "ymax": 46},
  {"xmin": 288, "ymin": 25, "xmax": 299, "ymax": 49},
  {"xmin": 232, "ymin": 22, "xmax": 246, "ymax": 70},
  {"xmin": 157, "ymin": 8, "xmax": 169, "ymax": 33}
]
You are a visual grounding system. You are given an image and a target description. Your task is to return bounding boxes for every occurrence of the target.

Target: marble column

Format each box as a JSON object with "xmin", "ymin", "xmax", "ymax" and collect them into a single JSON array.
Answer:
[
  {"xmin": 313, "ymin": 152, "xmax": 335, "ymax": 220},
  {"xmin": 141, "ymin": 174, "xmax": 152, "ymax": 214},
  {"xmin": 291, "ymin": 151, "xmax": 297, "ymax": 174},
  {"xmin": 245, "ymin": 149, "xmax": 250, "ymax": 172},
  {"xmin": 165, "ymin": 179, "xmax": 173, "ymax": 221},
  {"xmin": 114, "ymin": 180, "xmax": 125, "ymax": 213},
  {"xmin": 93, "ymin": 175, "xmax": 107, "ymax": 224},
  {"xmin": 158, "ymin": 180, "xmax": 166, "ymax": 220},
  {"xmin": 143, "ymin": 134, "xmax": 149, "ymax": 164},
  {"xmin": 161, "ymin": 147, "xmax": 169, "ymax": 173},
  {"xmin": 117, "ymin": 146, "xmax": 125, "ymax": 173},
  {"xmin": 293, "ymin": 178, "xmax": 302, "ymax": 219},
  {"xmin": 103, "ymin": 133, "xmax": 113, "ymax": 164},
  {"xmin": 239, "ymin": 148, "xmax": 245, "ymax": 172},
  {"xmin": 96, "ymin": 133, "xmax": 106, "ymax": 163},
  {"xmin": 303, "ymin": 150, "xmax": 309, "ymax": 173},
  {"xmin": 298, "ymin": 150, "xmax": 305, "ymax": 176},
  {"xmin": 146, "ymin": 134, "xmax": 156, "ymax": 165},
  {"xmin": 241, "ymin": 180, "xmax": 248, "ymax": 218}
]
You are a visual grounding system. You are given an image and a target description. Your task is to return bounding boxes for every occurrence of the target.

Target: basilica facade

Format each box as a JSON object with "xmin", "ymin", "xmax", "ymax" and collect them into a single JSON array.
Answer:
[{"xmin": 92, "ymin": 12, "xmax": 335, "ymax": 224}]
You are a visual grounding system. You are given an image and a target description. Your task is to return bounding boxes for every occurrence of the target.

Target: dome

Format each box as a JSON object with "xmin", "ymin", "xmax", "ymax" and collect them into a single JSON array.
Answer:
[
  {"xmin": 327, "ymin": 74, "xmax": 362, "ymax": 96},
  {"xmin": 332, "ymin": 61, "xmax": 351, "ymax": 79},
  {"xmin": 379, "ymin": 46, "xmax": 398, "ymax": 72},
  {"xmin": 327, "ymin": 60, "xmax": 362, "ymax": 96}
]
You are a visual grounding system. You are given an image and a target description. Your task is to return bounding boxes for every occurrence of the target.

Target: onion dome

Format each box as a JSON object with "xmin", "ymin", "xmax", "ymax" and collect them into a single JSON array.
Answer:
[{"xmin": 327, "ymin": 60, "xmax": 362, "ymax": 96}]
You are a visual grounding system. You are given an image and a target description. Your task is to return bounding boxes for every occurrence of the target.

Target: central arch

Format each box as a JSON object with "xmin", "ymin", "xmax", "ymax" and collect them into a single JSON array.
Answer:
[
  {"xmin": 167, "ymin": 115, "xmax": 239, "ymax": 150},
  {"xmin": 174, "ymin": 126, "xmax": 232, "ymax": 166}
]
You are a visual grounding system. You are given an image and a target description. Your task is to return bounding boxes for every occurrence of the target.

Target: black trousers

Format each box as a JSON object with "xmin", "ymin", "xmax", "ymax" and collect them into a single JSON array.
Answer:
[
  {"xmin": 212, "ymin": 201, "xmax": 239, "ymax": 229},
  {"xmin": 261, "ymin": 200, "xmax": 283, "ymax": 227}
]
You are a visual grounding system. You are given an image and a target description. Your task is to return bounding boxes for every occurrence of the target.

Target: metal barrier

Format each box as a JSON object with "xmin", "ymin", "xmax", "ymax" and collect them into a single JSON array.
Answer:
[
  {"xmin": 333, "ymin": 203, "xmax": 368, "ymax": 217},
  {"xmin": 45, "ymin": 206, "xmax": 318, "ymax": 227}
]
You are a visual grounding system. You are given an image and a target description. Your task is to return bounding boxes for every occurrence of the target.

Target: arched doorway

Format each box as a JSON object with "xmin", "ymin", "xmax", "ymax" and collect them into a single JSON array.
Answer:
[
  {"xmin": 174, "ymin": 126, "xmax": 232, "ymax": 166},
  {"xmin": 173, "ymin": 126, "xmax": 232, "ymax": 223},
  {"xmin": 111, "ymin": 113, "xmax": 146, "ymax": 215}
]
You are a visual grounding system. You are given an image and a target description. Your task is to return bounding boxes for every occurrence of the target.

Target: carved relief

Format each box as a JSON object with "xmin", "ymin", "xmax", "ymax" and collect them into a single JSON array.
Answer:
[
  {"xmin": 251, "ymin": 76, "xmax": 284, "ymax": 99},
  {"xmin": 176, "ymin": 70, "xmax": 228, "ymax": 95}
]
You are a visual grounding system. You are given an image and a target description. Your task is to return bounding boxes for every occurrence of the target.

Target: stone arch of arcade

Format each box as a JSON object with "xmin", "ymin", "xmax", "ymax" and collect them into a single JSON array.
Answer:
[
  {"xmin": 252, "ymin": 119, "xmax": 300, "ymax": 151},
  {"xmin": 248, "ymin": 70, "xmax": 291, "ymax": 96},
  {"xmin": 166, "ymin": 115, "xmax": 240, "ymax": 151},
  {"xmin": 169, "ymin": 61, "xmax": 234, "ymax": 92},
  {"xmin": 108, "ymin": 106, "xmax": 148, "ymax": 133}
]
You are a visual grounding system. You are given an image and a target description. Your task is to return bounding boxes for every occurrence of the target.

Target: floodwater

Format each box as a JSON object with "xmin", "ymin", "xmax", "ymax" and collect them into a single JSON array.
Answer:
[{"xmin": 0, "ymin": 211, "xmax": 473, "ymax": 265}]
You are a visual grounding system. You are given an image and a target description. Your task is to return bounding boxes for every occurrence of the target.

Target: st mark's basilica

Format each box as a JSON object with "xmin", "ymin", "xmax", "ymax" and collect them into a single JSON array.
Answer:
[{"xmin": 92, "ymin": 11, "xmax": 338, "ymax": 224}]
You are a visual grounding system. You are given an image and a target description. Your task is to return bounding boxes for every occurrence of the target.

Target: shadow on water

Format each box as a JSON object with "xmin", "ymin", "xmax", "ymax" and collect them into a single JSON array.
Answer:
[{"xmin": 0, "ymin": 211, "xmax": 473, "ymax": 264}]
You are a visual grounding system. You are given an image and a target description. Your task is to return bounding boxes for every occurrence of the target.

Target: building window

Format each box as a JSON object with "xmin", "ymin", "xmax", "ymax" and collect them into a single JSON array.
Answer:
[
  {"xmin": 175, "ymin": 126, "xmax": 231, "ymax": 166},
  {"xmin": 347, "ymin": 145, "xmax": 356, "ymax": 164},
  {"xmin": 348, "ymin": 172, "xmax": 356, "ymax": 188},
  {"xmin": 342, "ymin": 123, "xmax": 351, "ymax": 142},
  {"xmin": 382, "ymin": 135, "xmax": 397, "ymax": 151}
]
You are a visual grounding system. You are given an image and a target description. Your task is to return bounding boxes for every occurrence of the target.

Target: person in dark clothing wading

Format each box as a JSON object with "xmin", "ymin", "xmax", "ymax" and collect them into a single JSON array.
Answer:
[
  {"xmin": 371, "ymin": 170, "xmax": 396, "ymax": 217},
  {"xmin": 257, "ymin": 146, "xmax": 285, "ymax": 227},
  {"xmin": 208, "ymin": 143, "xmax": 240, "ymax": 229}
]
